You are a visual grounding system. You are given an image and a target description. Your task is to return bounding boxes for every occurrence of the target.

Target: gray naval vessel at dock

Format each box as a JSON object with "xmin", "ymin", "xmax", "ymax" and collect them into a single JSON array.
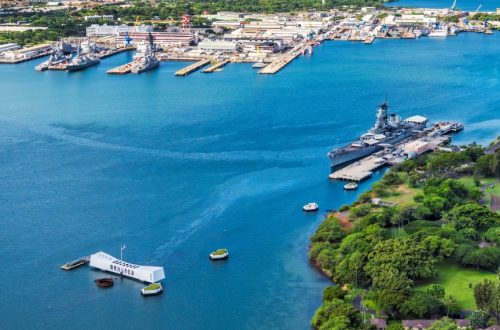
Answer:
[
  {"xmin": 328, "ymin": 101, "xmax": 428, "ymax": 169},
  {"xmin": 131, "ymin": 32, "xmax": 159, "ymax": 74}
]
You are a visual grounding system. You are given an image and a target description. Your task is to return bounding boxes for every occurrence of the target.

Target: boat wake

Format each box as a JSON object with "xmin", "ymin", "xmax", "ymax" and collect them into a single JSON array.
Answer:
[
  {"xmin": 2, "ymin": 119, "xmax": 322, "ymax": 163},
  {"xmin": 149, "ymin": 168, "xmax": 305, "ymax": 261}
]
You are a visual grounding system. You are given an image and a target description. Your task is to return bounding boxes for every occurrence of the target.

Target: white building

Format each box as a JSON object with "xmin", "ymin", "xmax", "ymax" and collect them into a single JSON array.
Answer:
[
  {"xmin": 84, "ymin": 15, "xmax": 114, "ymax": 22},
  {"xmin": 0, "ymin": 43, "xmax": 21, "ymax": 54},
  {"xmin": 198, "ymin": 39, "xmax": 240, "ymax": 52},
  {"xmin": 86, "ymin": 24, "xmax": 152, "ymax": 37},
  {"xmin": 89, "ymin": 251, "xmax": 165, "ymax": 284}
]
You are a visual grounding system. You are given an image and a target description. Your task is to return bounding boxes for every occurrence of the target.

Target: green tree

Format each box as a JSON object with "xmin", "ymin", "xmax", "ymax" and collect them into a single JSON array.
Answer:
[
  {"xmin": 427, "ymin": 317, "xmax": 458, "ymax": 330},
  {"xmin": 427, "ymin": 284, "xmax": 445, "ymax": 299},
  {"xmin": 473, "ymin": 279, "xmax": 500, "ymax": 322},
  {"xmin": 470, "ymin": 310, "xmax": 489, "ymax": 329},
  {"xmin": 311, "ymin": 298, "xmax": 362, "ymax": 330},
  {"xmin": 491, "ymin": 150, "xmax": 500, "ymax": 178},
  {"xmin": 323, "ymin": 285, "xmax": 346, "ymax": 302},
  {"xmin": 400, "ymin": 291, "xmax": 443, "ymax": 318},
  {"xmin": 445, "ymin": 203, "xmax": 500, "ymax": 230}
]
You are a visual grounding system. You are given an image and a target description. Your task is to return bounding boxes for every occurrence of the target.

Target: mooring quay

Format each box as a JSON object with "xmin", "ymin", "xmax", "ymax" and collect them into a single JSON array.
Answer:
[{"xmin": 329, "ymin": 134, "xmax": 453, "ymax": 182}]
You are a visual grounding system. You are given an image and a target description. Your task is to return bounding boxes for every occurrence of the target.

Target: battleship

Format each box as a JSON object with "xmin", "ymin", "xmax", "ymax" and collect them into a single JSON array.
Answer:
[
  {"xmin": 328, "ymin": 101, "xmax": 428, "ymax": 169},
  {"xmin": 35, "ymin": 43, "xmax": 69, "ymax": 71},
  {"xmin": 66, "ymin": 50, "xmax": 100, "ymax": 72},
  {"xmin": 131, "ymin": 33, "xmax": 159, "ymax": 74}
]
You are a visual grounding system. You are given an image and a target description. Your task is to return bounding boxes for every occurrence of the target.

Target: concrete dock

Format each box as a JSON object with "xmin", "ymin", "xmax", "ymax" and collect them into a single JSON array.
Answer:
[
  {"xmin": 259, "ymin": 43, "xmax": 309, "ymax": 74},
  {"xmin": 107, "ymin": 62, "xmax": 134, "ymax": 74},
  {"xmin": 329, "ymin": 155, "xmax": 386, "ymax": 182},
  {"xmin": 61, "ymin": 256, "xmax": 90, "ymax": 271},
  {"xmin": 202, "ymin": 59, "xmax": 230, "ymax": 73},
  {"xmin": 175, "ymin": 59, "xmax": 210, "ymax": 76}
]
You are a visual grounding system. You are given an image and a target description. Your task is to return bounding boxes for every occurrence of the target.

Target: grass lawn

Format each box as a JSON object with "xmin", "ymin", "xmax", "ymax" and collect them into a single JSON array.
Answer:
[
  {"xmin": 414, "ymin": 262, "xmax": 498, "ymax": 310},
  {"xmin": 383, "ymin": 172, "xmax": 422, "ymax": 206},
  {"xmin": 458, "ymin": 176, "xmax": 499, "ymax": 211}
]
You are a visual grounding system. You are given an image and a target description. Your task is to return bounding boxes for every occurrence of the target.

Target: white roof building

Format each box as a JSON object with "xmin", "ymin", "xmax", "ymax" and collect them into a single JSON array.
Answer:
[
  {"xmin": 89, "ymin": 251, "xmax": 165, "ymax": 284},
  {"xmin": 405, "ymin": 115, "xmax": 428, "ymax": 125}
]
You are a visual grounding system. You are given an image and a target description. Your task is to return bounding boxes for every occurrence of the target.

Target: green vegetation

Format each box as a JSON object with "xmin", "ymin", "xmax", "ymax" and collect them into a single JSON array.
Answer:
[
  {"xmin": 310, "ymin": 144, "xmax": 500, "ymax": 328},
  {"xmin": 143, "ymin": 283, "xmax": 161, "ymax": 291},
  {"xmin": 212, "ymin": 249, "xmax": 228, "ymax": 256},
  {"xmin": 415, "ymin": 263, "xmax": 497, "ymax": 309}
]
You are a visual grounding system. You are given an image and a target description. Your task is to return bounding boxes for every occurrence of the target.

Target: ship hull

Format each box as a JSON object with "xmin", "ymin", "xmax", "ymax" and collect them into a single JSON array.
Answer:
[
  {"xmin": 131, "ymin": 61, "xmax": 159, "ymax": 74},
  {"xmin": 67, "ymin": 60, "xmax": 99, "ymax": 72},
  {"xmin": 329, "ymin": 130, "xmax": 417, "ymax": 169}
]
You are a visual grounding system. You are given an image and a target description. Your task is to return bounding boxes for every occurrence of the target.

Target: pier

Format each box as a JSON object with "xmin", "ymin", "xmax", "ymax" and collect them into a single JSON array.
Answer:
[
  {"xmin": 329, "ymin": 133, "xmax": 453, "ymax": 182},
  {"xmin": 107, "ymin": 62, "xmax": 134, "ymax": 75},
  {"xmin": 259, "ymin": 42, "xmax": 310, "ymax": 75},
  {"xmin": 202, "ymin": 59, "xmax": 230, "ymax": 73},
  {"xmin": 61, "ymin": 256, "xmax": 90, "ymax": 271},
  {"xmin": 329, "ymin": 155, "xmax": 387, "ymax": 182},
  {"xmin": 175, "ymin": 59, "xmax": 210, "ymax": 76}
]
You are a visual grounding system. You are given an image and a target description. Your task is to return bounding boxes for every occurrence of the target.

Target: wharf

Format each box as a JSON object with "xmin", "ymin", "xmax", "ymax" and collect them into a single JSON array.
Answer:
[
  {"xmin": 61, "ymin": 256, "xmax": 90, "ymax": 271},
  {"xmin": 98, "ymin": 46, "xmax": 134, "ymax": 59},
  {"xmin": 0, "ymin": 50, "xmax": 50, "ymax": 64},
  {"xmin": 202, "ymin": 59, "xmax": 230, "ymax": 73},
  {"xmin": 364, "ymin": 36, "xmax": 375, "ymax": 44},
  {"xmin": 258, "ymin": 43, "xmax": 307, "ymax": 74},
  {"xmin": 329, "ymin": 133, "xmax": 453, "ymax": 182},
  {"xmin": 107, "ymin": 62, "xmax": 134, "ymax": 75},
  {"xmin": 329, "ymin": 155, "xmax": 386, "ymax": 182},
  {"xmin": 175, "ymin": 59, "xmax": 210, "ymax": 76}
]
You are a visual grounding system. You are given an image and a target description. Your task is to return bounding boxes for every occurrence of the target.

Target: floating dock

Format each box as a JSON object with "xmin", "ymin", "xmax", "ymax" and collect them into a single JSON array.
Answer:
[
  {"xmin": 175, "ymin": 59, "xmax": 210, "ymax": 76},
  {"xmin": 202, "ymin": 59, "xmax": 230, "ymax": 73},
  {"xmin": 61, "ymin": 256, "xmax": 90, "ymax": 271},
  {"xmin": 107, "ymin": 62, "xmax": 134, "ymax": 75}
]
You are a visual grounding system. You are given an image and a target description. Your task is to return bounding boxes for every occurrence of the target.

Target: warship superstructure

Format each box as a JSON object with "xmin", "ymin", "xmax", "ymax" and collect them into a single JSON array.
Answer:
[
  {"xmin": 131, "ymin": 32, "xmax": 159, "ymax": 74},
  {"xmin": 328, "ymin": 101, "xmax": 428, "ymax": 169},
  {"xmin": 35, "ymin": 42, "xmax": 69, "ymax": 71}
]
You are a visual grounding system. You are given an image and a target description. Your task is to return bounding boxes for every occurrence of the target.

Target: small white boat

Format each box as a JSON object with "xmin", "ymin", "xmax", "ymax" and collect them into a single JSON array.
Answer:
[
  {"xmin": 141, "ymin": 283, "xmax": 163, "ymax": 296},
  {"xmin": 302, "ymin": 202, "xmax": 319, "ymax": 212},
  {"xmin": 344, "ymin": 182, "xmax": 358, "ymax": 190},
  {"xmin": 209, "ymin": 249, "xmax": 229, "ymax": 260}
]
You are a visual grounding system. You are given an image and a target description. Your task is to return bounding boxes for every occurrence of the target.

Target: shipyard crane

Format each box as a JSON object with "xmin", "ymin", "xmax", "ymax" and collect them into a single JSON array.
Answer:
[{"xmin": 124, "ymin": 32, "xmax": 133, "ymax": 46}]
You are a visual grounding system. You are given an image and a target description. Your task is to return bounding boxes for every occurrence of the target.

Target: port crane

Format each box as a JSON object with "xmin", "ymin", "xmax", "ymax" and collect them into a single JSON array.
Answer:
[{"xmin": 450, "ymin": 0, "xmax": 457, "ymax": 10}]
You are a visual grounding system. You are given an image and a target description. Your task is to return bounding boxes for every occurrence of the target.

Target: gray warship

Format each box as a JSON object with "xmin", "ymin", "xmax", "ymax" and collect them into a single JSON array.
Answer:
[
  {"xmin": 131, "ymin": 32, "xmax": 159, "ymax": 74},
  {"xmin": 328, "ymin": 101, "xmax": 428, "ymax": 169},
  {"xmin": 35, "ymin": 42, "xmax": 69, "ymax": 71}
]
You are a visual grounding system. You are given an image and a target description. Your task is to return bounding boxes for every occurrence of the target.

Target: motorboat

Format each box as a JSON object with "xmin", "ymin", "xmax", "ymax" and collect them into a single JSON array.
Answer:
[
  {"xmin": 344, "ymin": 182, "xmax": 358, "ymax": 190},
  {"xmin": 209, "ymin": 249, "xmax": 229, "ymax": 260},
  {"xmin": 94, "ymin": 278, "xmax": 114, "ymax": 288},
  {"xmin": 303, "ymin": 202, "xmax": 319, "ymax": 212},
  {"xmin": 141, "ymin": 283, "xmax": 163, "ymax": 296}
]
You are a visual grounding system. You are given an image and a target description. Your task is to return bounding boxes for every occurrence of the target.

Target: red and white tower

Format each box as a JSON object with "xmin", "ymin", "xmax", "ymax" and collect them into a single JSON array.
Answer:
[{"xmin": 182, "ymin": 15, "xmax": 191, "ymax": 32}]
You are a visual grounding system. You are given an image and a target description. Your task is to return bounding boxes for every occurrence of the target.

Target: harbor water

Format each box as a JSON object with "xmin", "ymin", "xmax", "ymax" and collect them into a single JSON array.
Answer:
[
  {"xmin": 385, "ymin": 0, "xmax": 499, "ymax": 11},
  {"xmin": 0, "ymin": 33, "xmax": 499, "ymax": 329}
]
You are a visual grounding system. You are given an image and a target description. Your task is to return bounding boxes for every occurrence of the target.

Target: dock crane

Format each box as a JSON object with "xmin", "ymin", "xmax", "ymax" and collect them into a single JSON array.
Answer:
[{"xmin": 450, "ymin": 0, "xmax": 457, "ymax": 10}]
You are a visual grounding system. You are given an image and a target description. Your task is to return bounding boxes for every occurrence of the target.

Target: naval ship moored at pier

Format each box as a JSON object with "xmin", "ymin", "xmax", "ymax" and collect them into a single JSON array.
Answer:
[{"xmin": 328, "ymin": 101, "xmax": 428, "ymax": 169}]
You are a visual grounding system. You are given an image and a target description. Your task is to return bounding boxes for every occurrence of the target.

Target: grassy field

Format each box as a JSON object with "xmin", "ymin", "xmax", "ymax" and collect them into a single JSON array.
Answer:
[
  {"xmin": 414, "ymin": 262, "xmax": 498, "ymax": 310},
  {"xmin": 458, "ymin": 176, "xmax": 499, "ymax": 211},
  {"xmin": 383, "ymin": 172, "xmax": 422, "ymax": 206}
]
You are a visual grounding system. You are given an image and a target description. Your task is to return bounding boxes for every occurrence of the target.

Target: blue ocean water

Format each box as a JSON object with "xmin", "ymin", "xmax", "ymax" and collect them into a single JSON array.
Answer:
[
  {"xmin": 0, "ymin": 33, "xmax": 499, "ymax": 330},
  {"xmin": 386, "ymin": 0, "xmax": 500, "ymax": 11}
]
